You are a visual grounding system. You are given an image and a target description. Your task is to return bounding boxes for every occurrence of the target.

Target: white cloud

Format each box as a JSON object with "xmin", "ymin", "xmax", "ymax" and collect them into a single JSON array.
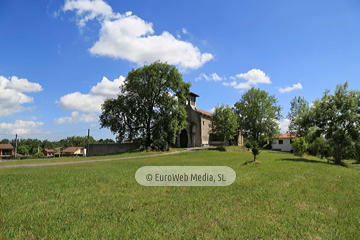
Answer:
[
  {"xmin": 201, "ymin": 40, "xmax": 208, "ymax": 45},
  {"xmin": 278, "ymin": 82, "xmax": 303, "ymax": 93},
  {"xmin": 5, "ymin": 76, "xmax": 43, "ymax": 92},
  {"xmin": 58, "ymin": 92, "xmax": 104, "ymax": 113},
  {"xmin": 182, "ymin": 28, "xmax": 188, "ymax": 34},
  {"xmin": 196, "ymin": 73, "xmax": 222, "ymax": 81},
  {"xmin": 56, "ymin": 75, "xmax": 124, "ymax": 123},
  {"xmin": 222, "ymin": 81, "xmax": 237, "ymax": 87},
  {"xmin": 228, "ymin": 69, "xmax": 271, "ymax": 89},
  {"xmin": 209, "ymin": 107, "xmax": 215, "ymax": 113},
  {"xmin": 277, "ymin": 119, "xmax": 290, "ymax": 133},
  {"xmin": 0, "ymin": 76, "xmax": 43, "ymax": 116},
  {"xmin": 63, "ymin": 0, "xmax": 115, "ymax": 27},
  {"xmin": 62, "ymin": 0, "xmax": 213, "ymax": 70},
  {"xmin": 0, "ymin": 120, "xmax": 44, "ymax": 135},
  {"xmin": 57, "ymin": 75, "xmax": 124, "ymax": 113},
  {"xmin": 90, "ymin": 76, "xmax": 125, "ymax": 98},
  {"xmin": 54, "ymin": 111, "xmax": 98, "ymax": 124}
]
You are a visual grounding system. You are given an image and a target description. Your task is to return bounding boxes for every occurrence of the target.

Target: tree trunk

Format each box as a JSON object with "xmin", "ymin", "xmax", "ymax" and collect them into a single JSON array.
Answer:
[{"xmin": 334, "ymin": 146, "xmax": 343, "ymax": 165}]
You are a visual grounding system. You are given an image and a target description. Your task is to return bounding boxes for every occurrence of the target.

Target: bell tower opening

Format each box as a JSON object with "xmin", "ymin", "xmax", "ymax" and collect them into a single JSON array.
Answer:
[{"xmin": 188, "ymin": 92, "xmax": 200, "ymax": 108}]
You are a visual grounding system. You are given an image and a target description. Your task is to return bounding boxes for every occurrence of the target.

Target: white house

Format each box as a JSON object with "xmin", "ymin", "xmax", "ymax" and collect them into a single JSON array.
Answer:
[{"xmin": 271, "ymin": 133, "xmax": 295, "ymax": 152}]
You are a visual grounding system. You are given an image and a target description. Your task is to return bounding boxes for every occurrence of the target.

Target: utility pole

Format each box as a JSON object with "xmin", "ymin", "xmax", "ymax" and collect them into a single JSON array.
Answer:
[
  {"xmin": 15, "ymin": 134, "xmax": 18, "ymax": 159},
  {"xmin": 86, "ymin": 129, "xmax": 90, "ymax": 157}
]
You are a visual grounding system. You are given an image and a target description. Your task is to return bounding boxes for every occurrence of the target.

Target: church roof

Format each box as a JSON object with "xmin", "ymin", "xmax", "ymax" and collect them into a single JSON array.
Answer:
[
  {"xmin": 189, "ymin": 92, "xmax": 200, "ymax": 97},
  {"xmin": 195, "ymin": 108, "xmax": 212, "ymax": 117}
]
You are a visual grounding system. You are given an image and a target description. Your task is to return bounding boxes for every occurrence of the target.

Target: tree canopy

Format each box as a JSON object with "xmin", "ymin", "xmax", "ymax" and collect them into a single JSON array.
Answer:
[
  {"xmin": 99, "ymin": 61, "xmax": 191, "ymax": 151},
  {"xmin": 234, "ymin": 87, "xmax": 282, "ymax": 144},
  {"xmin": 310, "ymin": 82, "xmax": 360, "ymax": 164},
  {"xmin": 287, "ymin": 96, "xmax": 310, "ymax": 137},
  {"xmin": 210, "ymin": 105, "xmax": 238, "ymax": 145}
]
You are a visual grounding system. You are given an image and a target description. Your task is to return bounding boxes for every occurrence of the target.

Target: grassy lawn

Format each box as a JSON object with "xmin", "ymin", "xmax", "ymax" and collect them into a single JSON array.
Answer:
[
  {"xmin": 0, "ymin": 148, "xmax": 187, "ymax": 166},
  {"xmin": 0, "ymin": 148, "xmax": 359, "ymax": 239}
]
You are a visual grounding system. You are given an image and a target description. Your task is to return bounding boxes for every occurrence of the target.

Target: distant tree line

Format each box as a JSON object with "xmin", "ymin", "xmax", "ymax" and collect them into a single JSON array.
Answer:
[{"xmin": 0, "ymin": 136, "xmax": 115, "ymax": 157}]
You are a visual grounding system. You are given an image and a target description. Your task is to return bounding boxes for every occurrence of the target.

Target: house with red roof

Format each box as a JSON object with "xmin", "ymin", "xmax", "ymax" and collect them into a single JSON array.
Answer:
[
  {"xmin": 0, "ymin": 144, "xmax": 14, "ymax": 159},
  {"xmin": 42, "ymin": 149, "xmax": 55, "ymax": 157},
  {"xmin": 62, "ymin": 147, "xmax": 86, "ymax": 156},
  {"xmin": 271, "ymin": 133, "xmax": 296, "ymax": 152},
  {"xmin": 176, "ymin": 92, "xmax": 243, "ymax": 147}
]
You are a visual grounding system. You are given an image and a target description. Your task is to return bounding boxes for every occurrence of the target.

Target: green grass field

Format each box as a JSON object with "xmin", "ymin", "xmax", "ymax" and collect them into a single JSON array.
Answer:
[{"xmin": 1, "ymin": 148, "xmax": 359, "ymax": 239}]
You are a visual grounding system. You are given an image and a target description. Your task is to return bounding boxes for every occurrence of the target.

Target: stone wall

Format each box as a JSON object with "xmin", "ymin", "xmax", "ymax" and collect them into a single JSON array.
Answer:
[{"xmin": 87, "ymin": 143, "xmax": 139, "ymax": 156}]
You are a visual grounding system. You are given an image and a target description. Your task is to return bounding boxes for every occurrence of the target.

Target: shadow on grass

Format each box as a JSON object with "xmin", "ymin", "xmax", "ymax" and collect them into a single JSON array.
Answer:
[
  {"xmin": 206, "ymin": 147, "xmax": 226, "ymax": 152},
  {"xmin": 265, "ymin": 150, "xmax": 292, "ymax": 154},
  {"xmin": 278, "ymin": 157, "xmax": 349, "ymax": 167},
  {"xmin": 242, "ymin": 160, "xmax": 261, "ymax": 165},
  {"xmin": 278, "ymin": 158, "xmax": 327, "ymax": 164}
]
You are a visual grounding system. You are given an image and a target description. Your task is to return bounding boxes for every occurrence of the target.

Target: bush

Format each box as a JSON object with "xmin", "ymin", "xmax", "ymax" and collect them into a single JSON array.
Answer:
[
  {"xmin": 244, "ymin": 140, "xmax": 252, "ymax": 149},
  {"xmin": 353, "ymin": 141, "xmax": 360, "ymax": 163},
  {"xmin": 263, "ymin": 143, "xmax": 272, "ymax": 150},
  {"xmin": 319, "ymin": 142, "xmax": 333, "ymax": 159},
  {"xmin": 217, "ymin": 146, "xmax": 226, "ymax": 152},
  {"xmin": 308, "ymin": 137, "xmax": 325, "ymax": 156},
  {"xmin": 33, "ymin": 152, "xmax": 45, "ymax": 159},
  {"xmin": 251, "ymin": 142, "xmax": 261, "ymax": 161},
  {"xmin": 292, "ymin": 137, "xmax": 308, "ymax": 157}
]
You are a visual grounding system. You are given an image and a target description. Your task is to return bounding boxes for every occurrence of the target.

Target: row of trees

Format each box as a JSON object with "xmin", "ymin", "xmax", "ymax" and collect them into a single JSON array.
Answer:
[
  {"xmin": 211, "ymin": 82, "xmax": 360, "ymax": 165},
  {"xmin": 0, "ymin": 136, "xmax": 115, "ymax": 156},
  {"xmin": 210, "ymin": 88, "xmax": 282, "ymax": 161},
  {"xmin": 98, "ymin": 61, "xmax": 359, "ymax": 165},
  {"xmin": 99, "ymin": 61, "xmax": 283, "ymax": 157}
]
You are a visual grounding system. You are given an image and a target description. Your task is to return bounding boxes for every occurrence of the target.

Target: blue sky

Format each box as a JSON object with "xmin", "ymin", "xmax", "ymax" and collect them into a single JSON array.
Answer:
[{"xmin": 0, "ymin": 0, "xmax": 360, "ymax": 141}]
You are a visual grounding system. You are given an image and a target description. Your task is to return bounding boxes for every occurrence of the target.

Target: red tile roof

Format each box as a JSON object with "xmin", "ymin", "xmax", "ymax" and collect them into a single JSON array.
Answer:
[
  {"xmin": 0, "ymin": 144, "xmax": 14, "ymax": 149},
  {"xmin": 275, "ymin": 133, "xmax": 297, "ymax": 139},
  {"xmin": 63, "ymin": 147, "xmax": 84, "ymax": 153},
  {"xmin": 195, "ymin": 108, "xmax": 212, "ymax": 117},
  {"xmin": 43, "ymin": 149, "xmax": 55, "ymax": 153}
]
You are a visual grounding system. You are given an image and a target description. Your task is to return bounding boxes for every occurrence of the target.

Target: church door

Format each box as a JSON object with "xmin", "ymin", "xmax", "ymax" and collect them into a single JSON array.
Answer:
[{"xmin": 180, "ymin": 129, "xmax": 188, "ymax": 148}]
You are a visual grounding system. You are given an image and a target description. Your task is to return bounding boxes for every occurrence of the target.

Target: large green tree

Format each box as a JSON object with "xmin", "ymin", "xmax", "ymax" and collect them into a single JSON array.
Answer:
[
  {"xmin": 210, "ymin": 105, "xmax": 238, "ymax": 146},
  {"xmin": 99, "ymin": 61, "xmax": 191, "ymax": 150},
  {"xmin": 234, "ymin": 88, "xmax": 282, "ymax": 144},
  {"xmin": 287, "ymin": 96, "xmax": 310, "ymax": 137},
  {"xmin": 310, "ymin": 82, "xmax": 360, "ymax": 164}
]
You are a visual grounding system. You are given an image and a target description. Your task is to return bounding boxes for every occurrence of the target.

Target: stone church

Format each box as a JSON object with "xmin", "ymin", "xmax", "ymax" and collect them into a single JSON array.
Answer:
[{"xmin": 176, "ymin": 92, "xmax": 243, "ymax": 148}]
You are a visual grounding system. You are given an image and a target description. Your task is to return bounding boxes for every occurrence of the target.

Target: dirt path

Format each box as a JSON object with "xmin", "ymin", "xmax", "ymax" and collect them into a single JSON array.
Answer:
[{"xmin": 0, "ymin": 147, "xmax": 216, "ymax": 169}]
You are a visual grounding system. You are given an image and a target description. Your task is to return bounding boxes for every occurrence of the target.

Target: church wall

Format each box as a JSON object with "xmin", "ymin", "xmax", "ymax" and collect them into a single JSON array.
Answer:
[
  {"xmin": 194, "ymin": 113, "xmax": 202, "ymax": 147},
  {"xmin": 185, "ymin": 105, "xmax": 197, "ymax": 147},
  {"xmin": 201, "ymin": 116, "xmax": 212, "ymax": 146}
]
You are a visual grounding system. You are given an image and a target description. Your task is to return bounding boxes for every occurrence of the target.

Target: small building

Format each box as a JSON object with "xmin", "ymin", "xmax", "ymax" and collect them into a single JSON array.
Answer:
[
  {"xmin": 271, "ymin": 133, "xmax": 295, "ymax": 152},
  {"xmin": 62, "ymin": 147, "xmax": 85, "ymax": 156},
  {"xmin": 176, "ymin": 92, "xmax": 243, "ymax": 147},
  {"xmin": 42, "ymin": 149, "xmax": 55, "ymax": 157},
  {"xmin": 0, "ymin": 144, "xmax": 14, "ymax": 159}
]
